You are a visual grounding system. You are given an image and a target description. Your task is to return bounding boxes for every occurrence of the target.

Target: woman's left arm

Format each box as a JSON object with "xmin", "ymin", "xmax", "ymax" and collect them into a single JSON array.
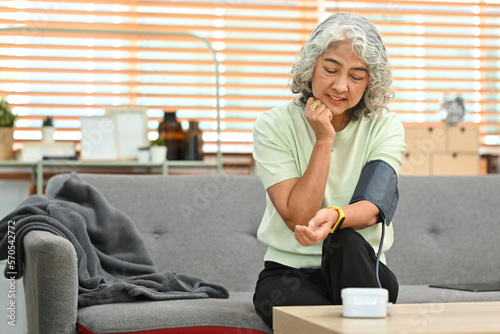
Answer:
[{"xmin": 294, "ymin": 200, "xmax": 378, "ymax": 246}]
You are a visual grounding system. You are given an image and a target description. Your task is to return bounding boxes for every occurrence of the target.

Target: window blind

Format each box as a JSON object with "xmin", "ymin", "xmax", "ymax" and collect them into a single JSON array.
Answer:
[
  {"xmin": 0, "ymin": 0, "xmax": 318, "ymax": 154},
  {"xmin": 1, "ymin": 0, "xmax": 499, "ymax": 155},
  {"xmin": 325, "ymin": 0, "xmax": 500, "ymax": 151}
]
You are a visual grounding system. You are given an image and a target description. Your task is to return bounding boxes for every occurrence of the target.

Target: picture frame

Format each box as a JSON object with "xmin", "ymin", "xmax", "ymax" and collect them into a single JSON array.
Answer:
[
  {"xmin": 80, "ymin": 116, "xmax": 118, "ymax": 160},
  {"xmin": 106, "ymin": 106, "xmax": 149, "ymax": 160}
]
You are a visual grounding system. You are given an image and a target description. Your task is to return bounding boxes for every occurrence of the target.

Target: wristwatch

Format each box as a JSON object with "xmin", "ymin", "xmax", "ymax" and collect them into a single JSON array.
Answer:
[{"xmin": 327, "ymin": 206, "xmax": 345, "ymax": 233}]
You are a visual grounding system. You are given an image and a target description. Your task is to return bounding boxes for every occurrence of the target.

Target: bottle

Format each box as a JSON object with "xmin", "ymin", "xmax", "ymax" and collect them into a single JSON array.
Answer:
[
  {"xmin": 158, "ymin": 111, "xmax": 185, "ymax": 160},
  {"xmin": 184, "ymin": 120, "xmax": 203, "ymax": 161}
]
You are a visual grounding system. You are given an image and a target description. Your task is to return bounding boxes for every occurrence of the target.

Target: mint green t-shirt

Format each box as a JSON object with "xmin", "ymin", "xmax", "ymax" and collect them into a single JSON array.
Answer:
[{"xmin": 252, "ymin": 100, "xmax": 406, "ymax": 269}]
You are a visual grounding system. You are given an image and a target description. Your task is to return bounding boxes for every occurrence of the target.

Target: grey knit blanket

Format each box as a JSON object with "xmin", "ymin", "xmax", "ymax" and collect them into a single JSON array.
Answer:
[{"xmin": 0, "ymin": 172, "xmax": 229, "ymax": 307}]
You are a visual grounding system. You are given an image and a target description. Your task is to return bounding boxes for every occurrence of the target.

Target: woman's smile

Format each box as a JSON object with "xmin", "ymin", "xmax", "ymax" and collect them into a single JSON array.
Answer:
[{"xmin": 327, "ymin": 94, "xmax": 347, "ymax": 104}]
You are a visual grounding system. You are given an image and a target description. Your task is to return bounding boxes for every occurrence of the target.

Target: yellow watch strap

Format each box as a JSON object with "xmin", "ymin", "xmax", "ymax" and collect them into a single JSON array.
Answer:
[{"xmin": 327, "ymin": 206, "xmax": 345, "ymax": 233}]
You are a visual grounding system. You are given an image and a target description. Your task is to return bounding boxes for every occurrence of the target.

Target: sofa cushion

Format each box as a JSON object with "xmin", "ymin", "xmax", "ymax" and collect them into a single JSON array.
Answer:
[
  {"xmin": 390, "ymin": 175, "xmax": 500, "ymax": 285},
  {"xmin": 47, "ymin": 173, "xmax": 268, "ymax": 293},
  {"xmin": 78, "ymin": 326, "xmax": 268, "ymax": 334},
  {"xmin": 77, "ymin": 292, "xmax": 272, "ymax": 334},
  {"xmin": 398, "ymin": 285, "xmax": 500, "ymax": 304}
]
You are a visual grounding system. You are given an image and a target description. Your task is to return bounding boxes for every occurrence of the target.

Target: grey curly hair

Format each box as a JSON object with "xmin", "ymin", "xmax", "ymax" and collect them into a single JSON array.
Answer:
[{"xmin": 290, "ymin": 12, "xmax": 394, "ymax": 120}]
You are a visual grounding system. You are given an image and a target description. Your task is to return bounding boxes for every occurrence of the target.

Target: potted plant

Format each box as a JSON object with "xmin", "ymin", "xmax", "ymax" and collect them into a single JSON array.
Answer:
[
  {"xmin": 0, "ymin": 97, "xmax": 17, "ymax": 160},
  {"xmin": 150, "ymin": 137, "xmax": 165, "ymax": 146},
  {"xmin": 137, "ymin": 146, "xmax": 150, "ymax": 163},
  {"xmin": 149, "ymin": 137, "xmax": 167, "ymax": 162},
  {"xmin": 41, "ymin": 116, "xmax": 55, "ymax": 143}
]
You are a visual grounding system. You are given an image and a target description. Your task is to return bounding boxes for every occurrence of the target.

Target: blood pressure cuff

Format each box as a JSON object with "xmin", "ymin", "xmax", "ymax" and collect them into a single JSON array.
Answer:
[{"xmin": 349, "ymin": 160, "xmax": 399, "ymax": 226}]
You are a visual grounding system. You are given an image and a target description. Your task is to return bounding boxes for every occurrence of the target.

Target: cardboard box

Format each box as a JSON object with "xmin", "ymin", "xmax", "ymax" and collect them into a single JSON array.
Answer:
[
  {"xmin": 415, "ymin": 126, "xmax": 447, "ymax": 153},
  {"xmin": 432, "ymin": 152, "xmax": 480, "ymax": 175},
  {"xmin": 404, "ymin": 126, "xmax": 447, "ymax": 154},
  {"xmin": 447, "ymin": 126, "xmax": 479, "ymax": 152},
  {"xmin": 404, "ymin": 127, "xmax": 416, "ymax": 152},
  {"xmin": 400, "ymin": 151, "xmax": 431, "ymax": 175}
]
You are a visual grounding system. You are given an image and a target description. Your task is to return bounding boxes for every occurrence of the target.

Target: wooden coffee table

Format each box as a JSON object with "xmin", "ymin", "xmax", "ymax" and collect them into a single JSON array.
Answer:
[{"xmin": 274, "ymin": 301, "xmax": 500, "ymax": 334}]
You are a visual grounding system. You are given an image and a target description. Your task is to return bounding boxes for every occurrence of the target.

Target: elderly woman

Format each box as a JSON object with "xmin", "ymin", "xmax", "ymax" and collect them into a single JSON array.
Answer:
[{"xmin": 252, "ymin": 12, "xmax": 405, "ymax": 327}]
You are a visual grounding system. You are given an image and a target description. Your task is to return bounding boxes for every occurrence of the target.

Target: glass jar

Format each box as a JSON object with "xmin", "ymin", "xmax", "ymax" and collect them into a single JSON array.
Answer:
[
  {"xmin": 158, "ymin": 111, "xmax": 185, "ymax": 160},
  {"xmin": 184, "ymin": 120, "xmax": 203, "ymax": 160}
]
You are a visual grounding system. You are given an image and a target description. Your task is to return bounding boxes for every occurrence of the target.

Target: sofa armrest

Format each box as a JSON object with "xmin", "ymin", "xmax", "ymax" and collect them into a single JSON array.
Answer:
[{"xmin": 23, "ymin": 230, "xmax": 78, "ymax": 334}]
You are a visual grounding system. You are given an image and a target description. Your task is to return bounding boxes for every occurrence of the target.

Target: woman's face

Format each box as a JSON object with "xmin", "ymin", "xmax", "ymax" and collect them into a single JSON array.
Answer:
[{"xmin": 311, "ymin": 41, "xmax": 370, "ymax": 116}]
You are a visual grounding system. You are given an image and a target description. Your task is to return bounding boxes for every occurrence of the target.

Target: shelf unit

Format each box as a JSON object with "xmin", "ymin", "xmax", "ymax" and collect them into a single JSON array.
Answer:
[{"xmin": 0, "ymin": 159, "xmax": 226, "ymax": 196}]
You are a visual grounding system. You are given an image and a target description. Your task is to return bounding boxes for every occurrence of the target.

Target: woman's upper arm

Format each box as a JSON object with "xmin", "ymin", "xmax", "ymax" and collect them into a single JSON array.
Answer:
[
  {"xmin": 266, "ymin": 177, "xmax": 299, "ymax": 228},
  {"xmin": 368, "ymin": 114, "xmax": 406, "ymax": 172}
]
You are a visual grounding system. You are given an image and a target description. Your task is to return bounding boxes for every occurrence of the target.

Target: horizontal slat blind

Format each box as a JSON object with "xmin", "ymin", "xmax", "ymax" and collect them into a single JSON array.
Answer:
[
  {"xmin": 0, "ymin": 0, "xmax": 318, "ymax": 154},
  {"xmin": 325, "ymin": 0, "xmax": 500, "ymax": 151},
  {"xmin": 1, "ymin": 0, "xmax": 499, "ymax": 155}
]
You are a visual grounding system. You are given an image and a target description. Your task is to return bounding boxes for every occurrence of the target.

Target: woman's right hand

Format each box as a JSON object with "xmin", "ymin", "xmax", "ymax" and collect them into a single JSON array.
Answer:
[
  {"xmin": 305, "ymin": 97, "xmax": 336, "ymax": 144},
  {"xmin": 294, "ymin": 207, "xmax": 338, "ymax": 246}
]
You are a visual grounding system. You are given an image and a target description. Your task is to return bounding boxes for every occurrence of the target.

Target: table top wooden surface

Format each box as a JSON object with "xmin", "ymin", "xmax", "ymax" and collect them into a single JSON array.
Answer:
[{"xmin": 274, "ymin": 301, "xmax": 500, "ymax": 334}]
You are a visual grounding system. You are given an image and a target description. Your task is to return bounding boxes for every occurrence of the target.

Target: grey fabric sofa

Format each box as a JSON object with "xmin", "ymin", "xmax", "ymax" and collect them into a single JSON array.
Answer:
[{"xmin": 19, "ymin": 173, "xmax": 500, "ymax": 333}]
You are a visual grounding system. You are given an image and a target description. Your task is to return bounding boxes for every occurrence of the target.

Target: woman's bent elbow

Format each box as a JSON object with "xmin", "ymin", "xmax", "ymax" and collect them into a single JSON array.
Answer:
[{"xmin": 282, "ymin": 216, "xmax": 311, "ymax": 232}]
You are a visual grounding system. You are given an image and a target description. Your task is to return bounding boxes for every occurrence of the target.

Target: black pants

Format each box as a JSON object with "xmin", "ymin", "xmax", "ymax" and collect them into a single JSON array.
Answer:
[{"xmin": 252, "ymin": 228, "xmax": 399, "ymax": 328}]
